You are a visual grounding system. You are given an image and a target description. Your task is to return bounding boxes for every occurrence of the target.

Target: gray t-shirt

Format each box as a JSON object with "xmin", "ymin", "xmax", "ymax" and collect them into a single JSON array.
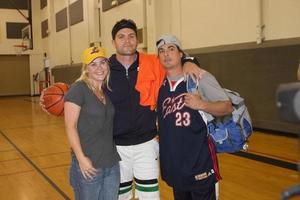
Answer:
[
  {"xmin": 198, "ymin": 72, "xmax": 229, "ymax": 102},
  {"xmin": 64, "ymin": 81, "xmax": 120, "ymax": 168}
]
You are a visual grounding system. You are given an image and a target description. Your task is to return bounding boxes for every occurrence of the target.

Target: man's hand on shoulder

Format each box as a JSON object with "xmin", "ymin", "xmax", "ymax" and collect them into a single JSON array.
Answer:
[{"xmin": 183, "ymin": 57, "xmax": 205, "ymax": 82}]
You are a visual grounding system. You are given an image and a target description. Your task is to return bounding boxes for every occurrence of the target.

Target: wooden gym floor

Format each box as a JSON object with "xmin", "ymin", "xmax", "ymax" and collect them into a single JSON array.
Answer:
[{"xmin": 0, "ymin": 96, "xmax": 299, "ymax": 200}]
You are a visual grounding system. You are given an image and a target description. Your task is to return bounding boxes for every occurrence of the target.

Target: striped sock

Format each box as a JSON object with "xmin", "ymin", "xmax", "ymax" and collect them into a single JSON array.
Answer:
[
  {"xmin": 119, "ymin": 180, "xmax": 133, "ymax": 195},
  {"xmin": 134, "ymin": 178, "xmax": 159, "ymax": 192}
]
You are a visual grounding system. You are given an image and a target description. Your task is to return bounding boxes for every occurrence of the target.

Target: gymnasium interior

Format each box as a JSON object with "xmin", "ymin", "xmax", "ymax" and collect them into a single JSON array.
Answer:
[{"xmin": 0, "ymin": 0, "xmax": 299, "ymax": 199}]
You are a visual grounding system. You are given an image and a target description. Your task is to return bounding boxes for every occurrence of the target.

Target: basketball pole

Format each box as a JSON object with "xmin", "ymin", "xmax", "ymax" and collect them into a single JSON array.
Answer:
[
  {"xmin": 27, "ymin": 0, "xmax": 33, "ymax": 49},
  {"xmin": 43, "ymin": 53, "xmax": 51, "ymax": 88}
]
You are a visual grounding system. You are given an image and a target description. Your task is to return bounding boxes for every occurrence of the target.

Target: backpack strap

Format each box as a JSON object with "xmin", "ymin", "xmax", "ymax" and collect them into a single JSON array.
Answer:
[
  {"xmin": 224, "ymin": 89, "xmax": 244, "ymax": 106},
  {"xmin": 196, "ymin": 85, "xmax": 215, "ymax": 123}
]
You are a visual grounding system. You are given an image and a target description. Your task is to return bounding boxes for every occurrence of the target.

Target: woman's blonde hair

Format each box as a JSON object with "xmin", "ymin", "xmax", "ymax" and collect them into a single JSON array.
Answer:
[{"xmin": 76, "ymin": 60, "xmax": 111, "ymax": 91}]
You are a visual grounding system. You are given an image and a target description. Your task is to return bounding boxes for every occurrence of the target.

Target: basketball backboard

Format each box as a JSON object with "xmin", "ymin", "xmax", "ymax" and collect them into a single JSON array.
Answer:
[{"xmin": 21, "ymin": 24, "xmax": 32, "ymax": 49}]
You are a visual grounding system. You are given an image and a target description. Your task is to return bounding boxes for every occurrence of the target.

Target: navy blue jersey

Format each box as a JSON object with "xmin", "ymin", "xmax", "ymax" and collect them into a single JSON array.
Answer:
[{"xmin": 157, "ymin": 78, "xmax": 220, "ymax": 191}]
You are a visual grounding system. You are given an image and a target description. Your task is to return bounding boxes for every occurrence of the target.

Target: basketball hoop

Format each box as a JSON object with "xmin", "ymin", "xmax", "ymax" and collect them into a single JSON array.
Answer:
[{"xmin": 13, "ymin": 44, "xmax": 27, "ymax": 56}]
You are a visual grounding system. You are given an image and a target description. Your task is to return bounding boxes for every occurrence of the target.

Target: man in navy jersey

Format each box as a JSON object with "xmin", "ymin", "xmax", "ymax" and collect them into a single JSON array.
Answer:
[{"xmin": 156, "ymin": 35, "xmax": 233, "ymax": 200}]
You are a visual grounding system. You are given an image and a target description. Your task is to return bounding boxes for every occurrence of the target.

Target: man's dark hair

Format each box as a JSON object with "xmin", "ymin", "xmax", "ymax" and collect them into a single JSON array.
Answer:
[{"xmin": 111, "ymin": 19, "xmax": 138, "ymax": 40}]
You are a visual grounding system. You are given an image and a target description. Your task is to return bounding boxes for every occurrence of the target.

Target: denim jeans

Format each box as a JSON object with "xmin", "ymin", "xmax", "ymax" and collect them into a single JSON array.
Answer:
[{"xmin": 70, "ymin": 156, "xmax": 120, "ymax": 200}]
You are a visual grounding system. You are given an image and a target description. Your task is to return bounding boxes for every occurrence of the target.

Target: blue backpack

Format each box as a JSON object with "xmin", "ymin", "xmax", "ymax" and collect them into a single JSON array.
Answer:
[
  {"xmin": 187, "ymin": 75, "xmax": 253, "ymax": 153},
  {"xmin": 206, "ymin": 89, "xmax": 253, "ymax": 153}
]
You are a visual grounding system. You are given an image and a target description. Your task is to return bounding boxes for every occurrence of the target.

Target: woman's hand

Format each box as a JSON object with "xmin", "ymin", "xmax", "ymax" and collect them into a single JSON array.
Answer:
[
  {"xmin": 39, "ymin": 89, "xmax": 50, "ymax": 114},
  {"xmin": 78, "ymin": 155, "xmax": 97, "ymax": 180}
]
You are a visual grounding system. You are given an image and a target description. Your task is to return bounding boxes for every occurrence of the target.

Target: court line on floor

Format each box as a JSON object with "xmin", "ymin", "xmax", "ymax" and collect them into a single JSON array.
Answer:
[
  {"xmin": 42, "ymin": 163, "xmax": 70, "ymax": 170},
  {"xmin": 0, "ymin": 162, "xmax": 69, "ymax": 176},
  {"xmin": 231, "ymin": 151, "xmax": 298, "ymax": 171},
  {"xmin": 254, "ymin": 128, "xmax": 298, "ymax": 138},
  {"xmin": 0, "ymin": 149, "xmax": 16, "ymax": 153},
  {"xmin": 0, "ymin": 169, "xmax": 35, "ymax": 177},
  {"xmin": 0, "ymin": 157, "xmax": 22, "ymax": 163},
  {"xmin": 22, "ymin": 98, "xmax": 40, "ymax": 103},
  {"xmin": 29, "ymin": 151, "xmax": 70, "ymax": 159},
  {"xmin": 2, "ymin": 122, "xmax": 64, "ymax": 131},
  {"xmin": 248, "ymin": 149, "xmax": 298, "ymax": 163},
  {"xmin": 0, "ymin": 130, "xmax": 70, "ymax": 200}
]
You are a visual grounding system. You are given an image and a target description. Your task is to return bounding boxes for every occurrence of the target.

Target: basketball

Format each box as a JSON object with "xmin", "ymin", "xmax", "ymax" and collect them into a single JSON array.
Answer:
[{"xmin": 42, "ymin": 82, "xmax": 69, "ymax": 116}]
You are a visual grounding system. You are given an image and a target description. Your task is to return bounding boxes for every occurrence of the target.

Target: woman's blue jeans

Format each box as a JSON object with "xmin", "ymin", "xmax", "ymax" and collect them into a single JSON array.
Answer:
[{"xmin": 69, "ymin": 156, "xmax": 120, "ymax": 200}]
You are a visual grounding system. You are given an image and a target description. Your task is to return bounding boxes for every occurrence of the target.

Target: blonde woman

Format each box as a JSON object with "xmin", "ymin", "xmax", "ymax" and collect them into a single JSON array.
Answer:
[{"xmin": 64, "ymin": 47, "xmax": 120, "ymax": 200}]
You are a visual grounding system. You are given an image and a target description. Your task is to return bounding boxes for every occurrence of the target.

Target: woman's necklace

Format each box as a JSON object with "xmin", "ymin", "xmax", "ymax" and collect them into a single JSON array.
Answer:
[
  {"xmin": 93, "ymin": 86, "xmax": 105, "ymax": 104},
  {"xmin": 97, "ymin": 91, "xmax": 105, "ymax": 102}
]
